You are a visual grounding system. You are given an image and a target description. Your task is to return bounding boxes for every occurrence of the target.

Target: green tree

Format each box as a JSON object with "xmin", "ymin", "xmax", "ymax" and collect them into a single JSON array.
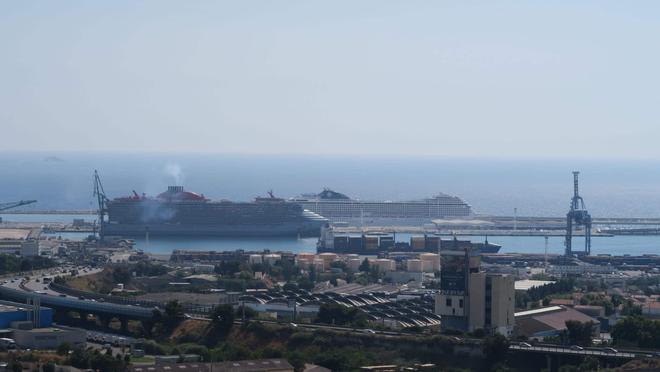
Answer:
[
  {"xmin": 42, "ymin": 361, "xmax": 56, "ymax": 372},
  {"xmin": 314, "ymin": 350, "xmax": 350, "ymax": 371},
  {"xmin": 19, "ymin": 259, "xmax": 33, "ymax": 272},
  {"xmin": 565, "ymin": 320, "xmax": 594, "ymax": 346},
  {"xmin": 359, "ymin": 258, "xmax": 370, "ymax": 272},
  {"xmin": 578, "ymin": 356, "xmax": 599, "ymax": 371},
  {"xmin": 211, "ymin": 304, "xmax": 235, "ymax": 333},
  {"xmin": 112, "ymin": 266, "xmax": 131, "ymax": 284},
  {"xmin": 204, "ymin": 304, "xmax": 236, "ymax": 346},
  {"xmin": 482, "ymin": 334, "xmax": 509, "ymax": 365},
  {"xmin": 56, "ymin": 341, "xmax": 72, "ymax": 355},
  {"xmin": 7, "ymin": 361, "xmax": 22, "ymax": 372}
]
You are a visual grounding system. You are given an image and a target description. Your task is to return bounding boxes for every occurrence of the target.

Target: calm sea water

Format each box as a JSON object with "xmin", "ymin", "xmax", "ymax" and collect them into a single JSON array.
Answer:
[
  {"xmin": 3, "ymin": 152, "xmax": 660, "ymax": 255},
  {"xmin": 39, "ymin": 228, "xmax": 660, "ymax": 256}
]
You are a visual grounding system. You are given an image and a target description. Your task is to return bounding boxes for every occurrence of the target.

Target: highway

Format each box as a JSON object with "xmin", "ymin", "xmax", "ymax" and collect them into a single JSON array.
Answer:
[{"xmin": 0, "ymin": 266, "xmax": 154, "ymax": 319}]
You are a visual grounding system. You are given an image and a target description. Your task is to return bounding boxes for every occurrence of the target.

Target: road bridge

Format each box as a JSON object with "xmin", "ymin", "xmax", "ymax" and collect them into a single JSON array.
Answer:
[{"xmin": 0, "ymin": 286, "xmax": 154, "ymax": 320}]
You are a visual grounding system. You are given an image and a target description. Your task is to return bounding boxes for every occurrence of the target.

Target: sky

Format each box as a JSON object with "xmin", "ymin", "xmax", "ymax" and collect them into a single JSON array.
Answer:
[{"xmin": 2, "ymin": 1, "xmax": 660, "ymax": 158}]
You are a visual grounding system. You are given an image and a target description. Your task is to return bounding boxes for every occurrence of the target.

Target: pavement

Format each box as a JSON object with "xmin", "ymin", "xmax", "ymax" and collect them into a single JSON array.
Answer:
[{"xmin": 1, "ymin": 265, "xmax": 103, "ymax": 298}]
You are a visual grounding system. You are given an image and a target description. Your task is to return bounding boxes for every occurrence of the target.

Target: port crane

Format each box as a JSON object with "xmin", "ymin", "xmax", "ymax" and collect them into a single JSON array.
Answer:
[
  {"xmin": 0, "ymin": 200, "xmax": 37, "ymax": 212},
  {"xmin": 93, "ymin": 170, "xmax": 109, "ymax": 238},
  {"xmin": 565, "ymin": 171, "xmax": 592, "ymax": 256}
]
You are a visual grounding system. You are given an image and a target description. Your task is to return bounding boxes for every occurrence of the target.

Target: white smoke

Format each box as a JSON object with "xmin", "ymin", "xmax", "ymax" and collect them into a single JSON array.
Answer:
[{"xmin": 164, "ymin": 163, "xmax": 184, "ymax": 185}]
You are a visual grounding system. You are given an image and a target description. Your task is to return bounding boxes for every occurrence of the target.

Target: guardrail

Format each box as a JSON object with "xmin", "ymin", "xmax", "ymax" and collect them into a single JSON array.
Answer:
[
  {"xmin": 47, "ymin": 282, "xmax": 224, "ymax": 316},
  {"xmin": 509, "ymin": 344, "xmax": 637, "ymax": 359},
  {"xmin": 0, "ymin": 285, "xmax": 154, "ymax": 319}
]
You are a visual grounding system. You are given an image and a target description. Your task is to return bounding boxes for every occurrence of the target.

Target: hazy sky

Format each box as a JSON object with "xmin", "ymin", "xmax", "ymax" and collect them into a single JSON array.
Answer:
[{"xmin": 2, "ymin": 1, "xmax": 659, "ymax": 158}]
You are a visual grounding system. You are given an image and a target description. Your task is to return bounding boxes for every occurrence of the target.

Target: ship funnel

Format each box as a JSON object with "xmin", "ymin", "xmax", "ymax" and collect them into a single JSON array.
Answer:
[{"xmin": 167, "ymin": 186, "xmax": 184, "ymax": 193}]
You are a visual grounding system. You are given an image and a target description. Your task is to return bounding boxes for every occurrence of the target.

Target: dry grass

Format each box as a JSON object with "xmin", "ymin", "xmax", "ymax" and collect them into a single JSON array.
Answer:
[
  {"xmin": 169, "ymin": 319, "xmax": 208, "ymax": 342},
  {"xmin": 66, "ymin": 268, "xmax": 115, "ymax": 293}
]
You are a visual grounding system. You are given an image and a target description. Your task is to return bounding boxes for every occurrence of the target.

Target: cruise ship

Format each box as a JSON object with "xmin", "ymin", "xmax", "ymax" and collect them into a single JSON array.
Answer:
[
  {"xmin": 290, "ymin": 189, "xmax": 473, "ymax": 226},
  {"xmin": 100, "ymin": 185, "xmax": 328, "ymax": 238}
]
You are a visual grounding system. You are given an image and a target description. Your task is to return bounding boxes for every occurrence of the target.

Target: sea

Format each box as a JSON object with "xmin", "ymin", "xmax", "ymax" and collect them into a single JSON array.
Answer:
[{"xmin": 2, "ymin": 152, "xmax": 660, "ymax": 256}]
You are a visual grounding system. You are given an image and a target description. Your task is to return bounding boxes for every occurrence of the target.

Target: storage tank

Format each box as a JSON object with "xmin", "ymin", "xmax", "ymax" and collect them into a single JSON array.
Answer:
[
  {"xmin": 347, "ymin": 258, "xmax": 363, "ymax": 272},
  {"xmin": 375, "ymin": 258, "xmax": 395, "ymax": 272},
  {"xmin": 318, "ymin": 252, "xmax": 338, "ymax": 265},
  {"xmin": 419, "ymin": 253, "xmax": 440, "ymax": 272},
  {"xmin": 406, "ymin": 259, "xmax": 422, "ymax": 272},
  {"xmin": 263, "ymin": 254, "xmax": 281, "ymax": 265}
]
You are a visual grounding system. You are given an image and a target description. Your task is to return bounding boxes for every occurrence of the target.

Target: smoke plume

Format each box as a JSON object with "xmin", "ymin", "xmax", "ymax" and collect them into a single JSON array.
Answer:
[{"xmin": 164, "ymin": 163, "xmax": 184, "ymax": 185}]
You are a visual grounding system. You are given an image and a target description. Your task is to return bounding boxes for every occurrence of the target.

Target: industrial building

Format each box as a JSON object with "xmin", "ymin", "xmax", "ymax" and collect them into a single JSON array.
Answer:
[
  {"xmin": 0, "ymin": 300, "xmax": 52, "ymax": 328},
  {"xmin": 0, "ymin": 300, "xmax": 85, "ymax": 349},
  {"xmin": 0, "ymin": 229, "xmax": 40, "ymax": 256},
  {"xmin": 129, "ymin": 359, "xmax": 294, "ymax": 372},
  {"xmin": 12, "ymin": 325, "xmax": 86, "ymax": 349},
  {"xmin": 434, "ymin": 245, "xmax": 515, "ymax": 336},
  {"xmin": 514, "ymin": 306, "xmax": 600, "ymax": 339}
]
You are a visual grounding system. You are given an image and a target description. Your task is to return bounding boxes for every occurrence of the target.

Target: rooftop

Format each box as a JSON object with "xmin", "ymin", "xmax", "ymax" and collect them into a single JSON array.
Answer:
[
  {"xmin": 130, "ymin": 359, "xmax": 293, "ymax": 372},
  {"xmin": 0, "ymin": 229, "xmax": 31, "ymax": 240},
  {"xmin": 514, "ymin": 279, "xmax": 556, "ymax": 291},
  {"xmin": 515, "ymin": 306, "xmax": 563, "ymax": 318}
]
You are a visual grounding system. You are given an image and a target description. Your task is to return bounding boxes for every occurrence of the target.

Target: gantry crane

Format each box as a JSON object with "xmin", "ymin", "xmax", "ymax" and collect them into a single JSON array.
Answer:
[
  {"xmin": 0, "ymin": 200, "xmax": 37, "ymax": 212},
  {"xmin": 93, "ymin": 170, "xmax": 110, "ymax": 238},
  {"xmin": 565, "ymin": 171, "xmax": 592, "ymax": 256}
]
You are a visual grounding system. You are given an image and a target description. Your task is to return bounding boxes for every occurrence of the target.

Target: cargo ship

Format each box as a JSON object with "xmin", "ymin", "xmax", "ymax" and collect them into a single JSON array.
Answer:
[
  {"xmin": 96, "ymin": 179, "xmax": 328, "ymax": 237},
  {"xmin": 317, "ymin": 226, "xmax": 501, "ymax": 254},
  {"xmin": 290, "ymin": 189, "xmax": 473, "ymax": 226}
]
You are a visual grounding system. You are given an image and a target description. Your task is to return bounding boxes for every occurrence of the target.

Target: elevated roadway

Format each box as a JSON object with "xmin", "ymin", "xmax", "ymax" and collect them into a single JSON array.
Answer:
[
  {"xmin": 0, "ymin": 285, "xmax": 154, "ymax": 319},
  {"xmin": 509, "ymin": 344, "xmax": 638, "ymax": 359},
  {"xmin": 0, "ymin": 268, "xmax": 154, "ymax": 320}
]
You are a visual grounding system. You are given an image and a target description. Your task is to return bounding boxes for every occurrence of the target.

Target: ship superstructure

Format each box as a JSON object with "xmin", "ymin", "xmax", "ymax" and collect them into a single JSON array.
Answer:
[
  {"xmin": 291, "ymin": 188, "xmax": 473, "ymax": 226},
  {"xmin": 94, "ymin": 172, "xmax": 327, "ymax": 238}
]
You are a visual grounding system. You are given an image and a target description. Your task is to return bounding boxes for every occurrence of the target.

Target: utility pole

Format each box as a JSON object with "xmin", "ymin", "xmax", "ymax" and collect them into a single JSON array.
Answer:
[{"xmin": 544, "ymin": 235, "xmax": 549, "ymax": 271}]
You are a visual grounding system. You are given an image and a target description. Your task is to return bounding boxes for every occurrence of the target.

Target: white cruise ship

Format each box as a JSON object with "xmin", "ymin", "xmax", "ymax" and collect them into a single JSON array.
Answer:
[{"xmin": 290, "ymin": 189, "xmax": 473, "ymax": 226}]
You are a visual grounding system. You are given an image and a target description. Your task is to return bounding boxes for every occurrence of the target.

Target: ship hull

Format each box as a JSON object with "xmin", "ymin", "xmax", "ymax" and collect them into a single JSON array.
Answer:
[{"xmin": 102, "ymin": 221, "xmax": 324, "ymax": 238}]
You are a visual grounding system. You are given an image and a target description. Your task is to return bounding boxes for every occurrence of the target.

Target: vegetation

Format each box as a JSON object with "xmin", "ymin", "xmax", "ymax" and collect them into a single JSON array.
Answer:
[
  {"xmin": 564, "ymin": 320, "xmax": 594, "ymax": 347},
  {"xmin": 315, "ymin": 303, "xmax": 368, "ymax": 327},
  {"xmin": 68, "ymin": 348, "xmax": 127, "ymax": 372},
  {"xmin": 612, "ymin": 315, "xmax": 660, "ymax": 348},
  {"xmin": 482, "ymin": 334, "xmax": 510, "ymax": 365},
  {"xmin": 515, "ymin": 278, "xmax": 575, "ymax": 309},
  {"xmin": 0, "ymin": 253, "xmax": 56, "ymax": 274}
]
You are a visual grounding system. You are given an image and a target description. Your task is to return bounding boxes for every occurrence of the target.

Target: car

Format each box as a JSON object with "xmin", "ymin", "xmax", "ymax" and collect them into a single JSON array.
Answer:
[
  {"xmin": 59, "ymin": 294, "xmax": 67, "ymax": 297},
  {"xmin": 290, "ymin": 323, "xmax": 298, "ymax": 328},
  {"xmin": 519, "ymin": 342, "xmax": 533, "ymax": 348},
  {"xmin": 604, "ymin": 347, "xmax": 618, "ymax": 354},
  {"xmin": 363, "ymin": 329, "xmax": 376, "ymax": 334},
  {"xmin": 132, "ymin": 349, "xmax": 145, "ymax": 357},
  {"xmin": 570, "ymin": 345, "xmax": 584, "ymax": 351}
]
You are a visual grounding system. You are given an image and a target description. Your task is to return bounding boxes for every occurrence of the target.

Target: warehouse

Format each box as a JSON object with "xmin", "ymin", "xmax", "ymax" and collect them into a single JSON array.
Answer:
[{"xmin": 0, "ymin": 300, "xmax": 52, "ymax": 328}]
